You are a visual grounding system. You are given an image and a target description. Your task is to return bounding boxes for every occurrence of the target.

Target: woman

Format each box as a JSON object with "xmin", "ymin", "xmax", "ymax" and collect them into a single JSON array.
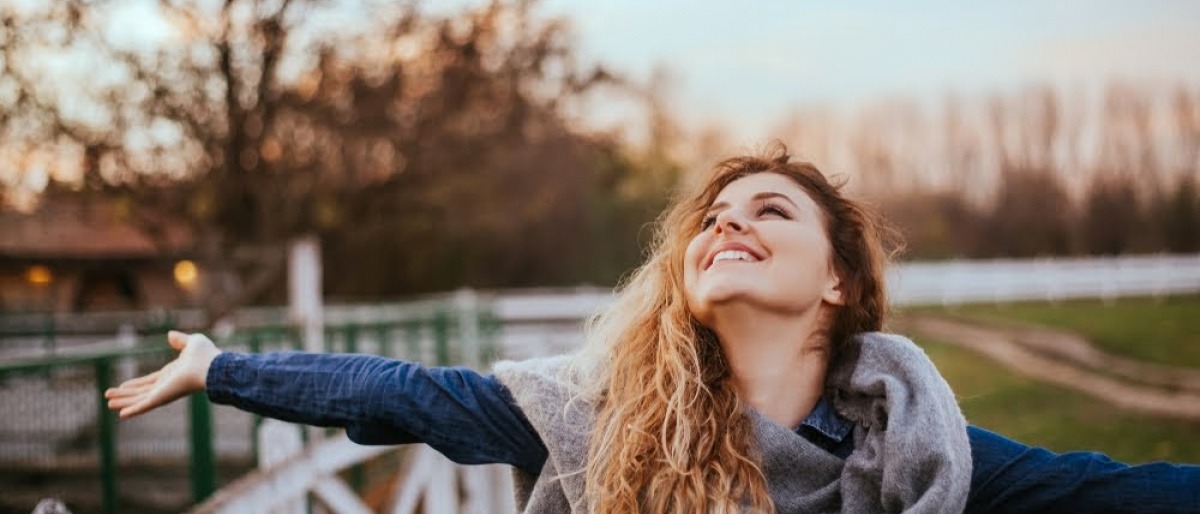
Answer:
[{"xmin": 107, "ymin": 143, "xmax": 1199, "ymax": 513}]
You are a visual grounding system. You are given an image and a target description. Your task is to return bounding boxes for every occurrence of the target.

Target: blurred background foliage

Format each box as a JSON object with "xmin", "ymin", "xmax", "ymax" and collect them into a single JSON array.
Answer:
[{"xmin": 1, "ymin": 0, "xmax": 1198, "ymax": 303}]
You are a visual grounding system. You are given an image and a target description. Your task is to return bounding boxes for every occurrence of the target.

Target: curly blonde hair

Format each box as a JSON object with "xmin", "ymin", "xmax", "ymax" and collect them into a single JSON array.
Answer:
[{"xmin": 575, "ymin": 142, "xmax": 897, "ymax": 513}]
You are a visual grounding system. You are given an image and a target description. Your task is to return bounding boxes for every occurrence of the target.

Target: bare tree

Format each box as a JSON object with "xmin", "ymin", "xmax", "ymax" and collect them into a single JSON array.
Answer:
[
  {"xmin": 1156, "ymin": 86, "xmax": 1200, "ymax": 252},
  {"xmin": 1, "ymin": 0, "xmax": 650, "ymax": 301},
  {"xmin": 1031, "ymin": 86, "xmax": 1061, "ymax": 172},
  {"xmin": 2, "ymin": 0, "xmax": 338, "ymax": 311},
  {"xmin": 940, "ymin": 94, "xmax": 985, "ymax": 199},
  {"xmin": 1174, "ymin": 86, "xmax": 1200, "ymax": 171}
]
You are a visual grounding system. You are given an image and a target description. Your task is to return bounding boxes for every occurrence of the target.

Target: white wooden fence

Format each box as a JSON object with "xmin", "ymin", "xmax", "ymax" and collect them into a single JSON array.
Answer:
[
  {"xmin": 485, "ymin": 253, "xmax": 1200, "ymax": 325},
  {"xmin": 888, "ymin": 254, "xmax": 1200, "ymax": 306},
  {"xmin": 188, "ymin": 421, "xmax": 514, "ymax": 514},
  {"xmin": 12, "ymin": 253, "xmax": 1200, "ymax": 362}
]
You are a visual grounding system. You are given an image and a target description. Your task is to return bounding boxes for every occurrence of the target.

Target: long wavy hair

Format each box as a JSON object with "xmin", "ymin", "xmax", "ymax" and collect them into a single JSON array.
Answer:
[{"xmin": 575, "ymin": 141, "xmax": 899, "ymax": 513}]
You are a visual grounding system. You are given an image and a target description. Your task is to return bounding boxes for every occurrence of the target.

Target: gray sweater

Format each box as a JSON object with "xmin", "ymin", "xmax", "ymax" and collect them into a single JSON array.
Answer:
[{"xmin": 492, "ymin": 332, "xmax": 972, "ymax": 513}]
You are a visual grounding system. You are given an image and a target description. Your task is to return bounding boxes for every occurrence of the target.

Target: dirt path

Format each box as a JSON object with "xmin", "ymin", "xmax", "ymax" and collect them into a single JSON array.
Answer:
[{"xmin": 893, "ymin": 315, "xmax": 1200, "ymax": 422}]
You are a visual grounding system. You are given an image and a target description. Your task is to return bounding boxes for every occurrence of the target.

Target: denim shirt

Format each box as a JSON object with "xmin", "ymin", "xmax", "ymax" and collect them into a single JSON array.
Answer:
[{"xmin": 207, "ymin": 351, "xmax": 1200, "ymax": 513}]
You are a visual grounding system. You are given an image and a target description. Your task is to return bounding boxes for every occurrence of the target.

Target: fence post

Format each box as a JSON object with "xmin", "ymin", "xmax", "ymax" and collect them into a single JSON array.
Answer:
[
  {"xmin": 189, "ymin": 392, "xmax": 216, "ymax": 504},
  {"xmin": 455, "ymin": 289, "xmax": 480, "ymax": 368},
  {"xmin": 403, "ymin": 318, "xmax": 421, "ymax": 360},
  {"xmin": 375, "ymin": 323, "xmax": 391, "ymax": 358},
  {"xmin": 289, "ymin": 236, "xmax": 324, "ymax": 354},
  {"xmin": 432, "ymin": 310, "xmax": 451, "ymax": 366},
  {"xmin": 478, "ymin": 309, "xmax": 502, "ymax": 364},
  {"xmin": 289, "ymin": 236, "xmax": 325, "ymax": 448},
  {"xmin": 248, "ymin": 332, "xmax": 263, "ymax": 463},
  {"xmin": 345, "ymin": 324, "xmax": 359, "ymax": 354},
  {"xmin": 257, "ymin": 419, "xmax": 306, "ymax": 514},
  {"xmin": 95, "ymin": 358, "xmax": 118, "ymax": 514},
  {"xmin": 116, "ymin": 324, "xmax": 137, "ymax": 382}
]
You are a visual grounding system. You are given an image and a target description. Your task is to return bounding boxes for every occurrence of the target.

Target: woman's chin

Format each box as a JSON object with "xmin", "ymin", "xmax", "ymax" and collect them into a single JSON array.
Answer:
[{"xmin": 692, "ymin": 286, "xmax": 754, "ymax": 313}]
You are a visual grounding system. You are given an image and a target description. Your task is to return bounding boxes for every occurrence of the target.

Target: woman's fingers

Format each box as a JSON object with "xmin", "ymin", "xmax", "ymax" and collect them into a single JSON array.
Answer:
[
  {"xmin": 107, "ymin": 395, "xmax": 140, "ymax": 410},
  {"xmin": 111, "ymin": 386, "xmax": 169, "ymax": 418},
  {"xmin": 106, "ymin": 393, "xmax": 132, "ymax": 405},
  {"xmin": 106, "ymin": 382, "xmax": 154, "ymax": 400},
  {"xmin": 120, "ymin": 401, "xmax": 154, "ymax": 419},
  {"xmin": 105, "ymin": 371, "xmax": 162, "ymax": 400},
  {"xmin": 114, "ymin": 369, "xmax": 163, "ymax": 390},
  {"xmin": 106, "ymin": 380, "xmax": 156, "ymax": 404},
  {"xmin": 108, "ymin": 387, "xmax": 157, "ymax": 414}
]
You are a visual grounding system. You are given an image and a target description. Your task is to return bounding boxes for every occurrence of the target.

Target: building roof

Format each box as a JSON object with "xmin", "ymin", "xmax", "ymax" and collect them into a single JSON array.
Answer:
[{"xmin": 0, "ymin": 194, "xmax": 194, "ymax": 260}]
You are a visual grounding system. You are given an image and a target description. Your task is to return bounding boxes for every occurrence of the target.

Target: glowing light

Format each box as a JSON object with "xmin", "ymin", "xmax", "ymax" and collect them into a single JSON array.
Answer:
[
  {"xmin": 174, "ymin": 260, "xmax": 198, "ymax": 288},
  {"xmin": 26, "ymin": 265, "xmax": 53, "ymax": 286}
]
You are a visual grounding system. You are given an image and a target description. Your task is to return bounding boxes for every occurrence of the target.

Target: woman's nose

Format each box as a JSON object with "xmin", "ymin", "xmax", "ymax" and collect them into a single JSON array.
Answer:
[{"xmin": 714, "ymin": 210, "xmax": 747, "ymax": 234}]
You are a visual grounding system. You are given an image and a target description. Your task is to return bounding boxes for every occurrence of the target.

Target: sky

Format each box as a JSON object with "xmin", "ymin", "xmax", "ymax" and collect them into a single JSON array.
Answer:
[{"xmin": 535, "ymin": 0, "xmax": 1200, "ymax": 141}]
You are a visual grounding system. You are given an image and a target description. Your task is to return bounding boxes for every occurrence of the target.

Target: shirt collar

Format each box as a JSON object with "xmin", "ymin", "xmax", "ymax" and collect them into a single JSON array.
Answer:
[{"xmin": 797, "ymin": 395, "xmax": 853, "ymax": 442}]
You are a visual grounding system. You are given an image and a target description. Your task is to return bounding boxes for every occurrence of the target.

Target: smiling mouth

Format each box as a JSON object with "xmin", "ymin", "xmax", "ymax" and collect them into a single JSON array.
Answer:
[{"xmin": 707, "ymin": 250, "xmax": 761, "ymax": 269}]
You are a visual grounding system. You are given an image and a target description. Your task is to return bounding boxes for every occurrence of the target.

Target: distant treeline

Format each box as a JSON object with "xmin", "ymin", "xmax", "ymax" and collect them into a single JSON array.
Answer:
[
  {"xmin": 882, "ymin": 171, "xmax": 1199, "ymax": 259},
  {"xmin": 767, "ymin": 82, "xmax": 1200, "ymax": 261}
]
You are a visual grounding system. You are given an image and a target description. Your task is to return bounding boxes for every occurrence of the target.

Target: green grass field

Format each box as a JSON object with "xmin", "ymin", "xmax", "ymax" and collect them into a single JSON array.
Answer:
[
  {"xmin": 909, "ymin": 294, "xmax": 1200, "ymax": 368},
  {"xmin": 920, "ymin": 338, "xmax": 1200, "ymax": 463}
]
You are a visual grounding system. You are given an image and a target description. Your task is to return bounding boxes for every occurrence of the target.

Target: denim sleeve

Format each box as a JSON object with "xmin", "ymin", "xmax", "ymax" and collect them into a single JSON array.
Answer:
[
  {"xmin": 966, "ymin": 425, "xmax": 1200, "ymax": 514},
  {"xmin": 206, "ymin": 351, "xmax": 549, "ymax": 475}
]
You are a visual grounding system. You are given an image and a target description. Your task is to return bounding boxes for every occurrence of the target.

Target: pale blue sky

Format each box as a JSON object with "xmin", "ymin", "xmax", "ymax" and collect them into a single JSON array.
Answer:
[{"xmin": 538, "ymin": 0, "xmax": 1200, "ymax": 139}]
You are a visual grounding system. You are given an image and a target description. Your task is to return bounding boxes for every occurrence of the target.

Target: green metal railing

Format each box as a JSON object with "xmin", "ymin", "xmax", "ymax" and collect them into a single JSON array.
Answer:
[
  {"xmin": 0, "ymin": 346, "xmax": 173, "ymax": 514},
  {"xmin": 0, "ymin": 302, "xmax": 499, "ymax": 513}
]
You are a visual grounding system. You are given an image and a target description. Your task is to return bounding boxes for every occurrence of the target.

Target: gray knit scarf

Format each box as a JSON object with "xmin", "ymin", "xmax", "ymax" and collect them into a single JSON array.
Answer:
[{"xmin": 492, "ymin": 332, "xmax": 971, "ymax": 513}]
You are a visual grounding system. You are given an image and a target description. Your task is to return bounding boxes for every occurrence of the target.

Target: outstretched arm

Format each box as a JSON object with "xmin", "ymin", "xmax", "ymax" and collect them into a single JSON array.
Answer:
[
  {"xmin": 967, "ymin": 426, "xmax": 1200, "ymax": 514},
  {"xmin": 105, "ymin": 331, "xmax": 549, "ymax": 475}
]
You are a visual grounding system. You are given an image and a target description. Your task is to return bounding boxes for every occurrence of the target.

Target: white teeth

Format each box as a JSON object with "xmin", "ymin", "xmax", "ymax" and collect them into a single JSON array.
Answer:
[{"xmin": 712, "ymin": 250, "xmax": 756, "ymax": 264}]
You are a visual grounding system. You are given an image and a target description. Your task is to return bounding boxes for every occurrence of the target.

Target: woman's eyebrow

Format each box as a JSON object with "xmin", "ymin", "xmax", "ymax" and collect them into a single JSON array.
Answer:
[
  {"xmin": 751, "ymin": 191, "xmax": 799, "ymax": 208},
  {"xmin": 706, "ymin": 191, "xmax": 800, "ymax": 214}
]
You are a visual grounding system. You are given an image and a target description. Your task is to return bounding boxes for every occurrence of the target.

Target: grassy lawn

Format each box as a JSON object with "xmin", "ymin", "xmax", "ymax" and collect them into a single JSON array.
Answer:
[
  {"xmin": 919, "ymin": 338, "xmax": 1200, "ymax": 464},
  {"xmin": 907, "ymin": 294, "xmax": 1200, "ymax": 369}
]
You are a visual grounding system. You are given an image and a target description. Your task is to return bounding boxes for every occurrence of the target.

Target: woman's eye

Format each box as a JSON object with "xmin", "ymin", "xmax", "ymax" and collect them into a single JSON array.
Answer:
[
  {"xmin": 700, "ymin": 215, "xmax": 716, "ymax": 230},
  {"xmin": 757, "ymin": 204, "xmax": 789, "ymax": 218}
]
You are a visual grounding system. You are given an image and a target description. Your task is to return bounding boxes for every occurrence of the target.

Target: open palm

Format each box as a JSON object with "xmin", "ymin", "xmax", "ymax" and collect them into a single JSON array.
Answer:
[{"xmin": 105, "ymin": 331, "xmax": 222, "ymax": 419}]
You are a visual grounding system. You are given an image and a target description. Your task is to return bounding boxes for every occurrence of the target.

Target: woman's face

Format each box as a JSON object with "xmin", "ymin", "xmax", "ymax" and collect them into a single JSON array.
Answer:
[{"xmin": 684, "ymin": 172, "xmax": 843, "ymax": 325}]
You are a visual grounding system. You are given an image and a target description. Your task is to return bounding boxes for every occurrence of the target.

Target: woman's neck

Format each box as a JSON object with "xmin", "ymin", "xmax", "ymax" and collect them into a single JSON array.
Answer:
[{"xmin": 709, "ymin": 303, "xmax": 831, "ymax": 429}]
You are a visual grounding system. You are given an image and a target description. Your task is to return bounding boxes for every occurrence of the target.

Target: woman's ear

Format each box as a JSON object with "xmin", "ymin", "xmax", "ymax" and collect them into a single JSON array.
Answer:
[{"xmin": 822, "ymin": 268, "xmax": 845, "ymax": 306}]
